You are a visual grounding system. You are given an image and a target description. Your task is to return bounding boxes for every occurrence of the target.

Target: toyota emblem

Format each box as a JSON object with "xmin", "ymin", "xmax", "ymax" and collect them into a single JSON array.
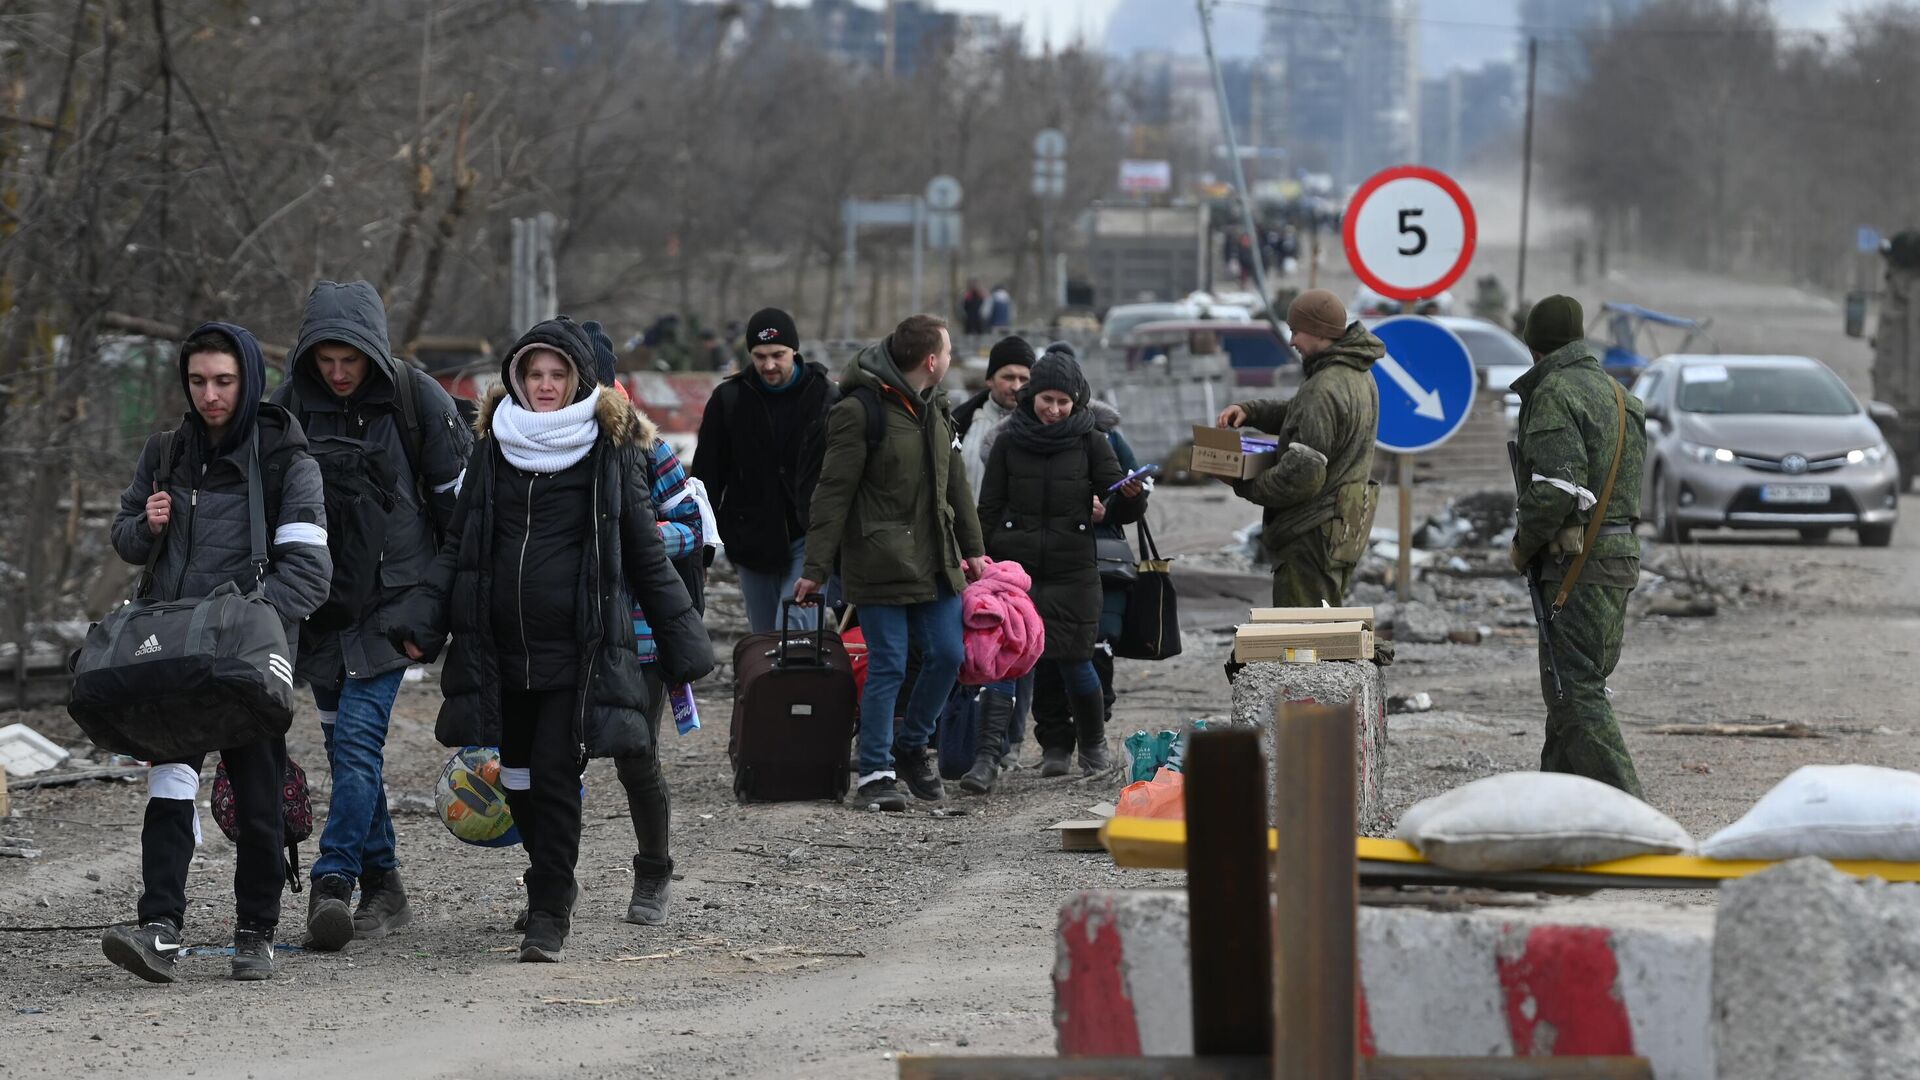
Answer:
[{"xmin": 1781, "ymin": 453, "xmax": 1809, "ymax": 474}]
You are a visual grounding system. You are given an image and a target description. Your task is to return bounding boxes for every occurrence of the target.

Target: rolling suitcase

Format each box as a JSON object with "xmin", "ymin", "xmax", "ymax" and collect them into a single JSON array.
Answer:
[{"xmin": 729, "ymin": 598, "xmax": 857, "ymax": 802}]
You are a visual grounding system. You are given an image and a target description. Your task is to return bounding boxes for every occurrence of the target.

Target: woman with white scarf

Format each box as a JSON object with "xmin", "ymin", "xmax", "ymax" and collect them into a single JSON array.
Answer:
[{"xmin": 388, "ymin": 317, "xmax": 712, "ymax": 963}]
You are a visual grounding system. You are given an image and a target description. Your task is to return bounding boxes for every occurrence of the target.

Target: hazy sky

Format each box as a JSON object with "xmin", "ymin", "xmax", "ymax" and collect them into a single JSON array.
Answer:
[{"xmin": 916, "ymin": 0, "xmax": 1857, "ymax": 69}]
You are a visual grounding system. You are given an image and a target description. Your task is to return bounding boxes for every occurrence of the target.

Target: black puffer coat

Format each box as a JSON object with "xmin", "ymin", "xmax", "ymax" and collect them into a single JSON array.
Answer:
[
  {"xmin": 977, "ymin": 422, "xmax": 1144, "ymax": 661},
  {"xmin": 385, "ymin": 319, "xmax": 714, "ymax": 760}
]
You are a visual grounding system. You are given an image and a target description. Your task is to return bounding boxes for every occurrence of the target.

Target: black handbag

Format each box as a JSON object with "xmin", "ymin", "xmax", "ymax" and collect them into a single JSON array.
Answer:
[
  {"xmin": 1114, "ymin": 518, "xmax": 1182, "ymax": 661},
  {"xmin": 1096, "ymin": 532, "xmax": 1139, "ymax": 586},
  {"xmin": 68, "ymin": 431, "xmax": 297, "ymax": 760}
]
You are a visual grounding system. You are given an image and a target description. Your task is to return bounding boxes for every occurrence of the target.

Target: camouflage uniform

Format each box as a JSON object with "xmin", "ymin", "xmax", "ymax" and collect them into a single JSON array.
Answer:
[
  {"xmin": 1232, "ymin": 322, "xmax": 1383, "ymax": 608},
  {"xmin": 1511, "ymin": 340, "xmax": 1647, "ymax": 797}
]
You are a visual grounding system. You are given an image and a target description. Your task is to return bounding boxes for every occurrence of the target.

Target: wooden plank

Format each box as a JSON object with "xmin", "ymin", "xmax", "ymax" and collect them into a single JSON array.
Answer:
[
  {"xmin": 1102, "ymin": 819, "xmax": 1920, "ymax": 886},
  {"xmin": 1274, "ymin": 700, "xmax": 1358, "ymax": 1080},
  {"xmin": 9, "ymin": 765, "xmax": 145, "ymax": 791},
  {"xmin": 0, "ymin": 764, "xmax": 9, "ymax": 819},
  {"xmin": 1182, "ymin": 727, "xmax": 1273, "ymax": 1057},
  {"xmin": 897, "ymin": 1057, "xmax": 1649, "ymax": 1080},
  {"xmin": 1248, "ymin": 606, "xmax": 1376, "ymax": 628}
]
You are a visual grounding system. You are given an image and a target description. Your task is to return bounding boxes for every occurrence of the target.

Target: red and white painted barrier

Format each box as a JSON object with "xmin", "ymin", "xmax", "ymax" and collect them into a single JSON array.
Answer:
[{"xmin": 1054, "ymin": 890, "xmax": 1713, "ymax": 1079}]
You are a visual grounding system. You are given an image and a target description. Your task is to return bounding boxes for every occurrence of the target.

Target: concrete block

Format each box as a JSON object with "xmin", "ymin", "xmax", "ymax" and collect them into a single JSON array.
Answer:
[
  {"xmin": 1228, "ymin": 659, "xmax": 1388, "ymax": 829},
  {"xmin": 1055, "ymin": 889, "xmax": 1713, "ymax": 1078},
  {"xmin": 1714, "ymin": 857, "xmax": 1920, "ymax": 1080}
]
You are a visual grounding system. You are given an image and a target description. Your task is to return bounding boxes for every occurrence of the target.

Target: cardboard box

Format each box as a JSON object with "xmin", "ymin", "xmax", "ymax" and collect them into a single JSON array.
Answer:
[
  {"xmin": 1190, "ymin": 425, "xmax": 1278, "ymax": 480},
  {"xmin": 1233, "ymin": 621, "xmax": 1374, "ymax": 662},
  {"xmin": 1249, "ymin": 606, "xmax": 1376, "ymax": 630}
]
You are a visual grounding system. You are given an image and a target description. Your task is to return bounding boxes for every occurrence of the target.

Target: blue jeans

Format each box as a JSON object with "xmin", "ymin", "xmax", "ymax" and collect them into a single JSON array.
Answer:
[
  {"xmin": 857, "ymin": 584, "xmax": 964, "ymax": 779},
  {"xmin": 989, "ymin": 658, "xmax": 1099, "ymax": 699},
  {"xmin": 735, "ymin": 538, "xmax": 825, "ymax": 634},
  {"xmin": 311, "ymin": 668, "xmax": 406, "ymax": 882}
]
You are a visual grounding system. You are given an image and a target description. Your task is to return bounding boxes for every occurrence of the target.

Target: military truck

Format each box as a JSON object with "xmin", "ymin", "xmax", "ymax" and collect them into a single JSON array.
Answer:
[{"xmin": 1869, "ymin": 231, "xmax": 1920, "ymax": 491}]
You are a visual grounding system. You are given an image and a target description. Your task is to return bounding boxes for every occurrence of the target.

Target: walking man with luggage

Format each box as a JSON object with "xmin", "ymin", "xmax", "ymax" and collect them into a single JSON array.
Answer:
[
  {"xmin": 273, "ymin": 280, "xmax": 470, "ymax": 952},
  {"xmin": 795, "ymin": 314, "xmax": 987, "ymax": 811},
  {"xmin": 102, "ymin": 324, "xmax": 333, "ymax": 982},
  {"xmin": 693, "ymin": 307, "xmax": 837, "ymax": 633},
  {"xmin": 1510, "ymin": 295, "xmax": 1646, "ymax": 797},
  {"xmin": 1215, "ymin": 289, "xmax": 1382, "ymax": 607}
]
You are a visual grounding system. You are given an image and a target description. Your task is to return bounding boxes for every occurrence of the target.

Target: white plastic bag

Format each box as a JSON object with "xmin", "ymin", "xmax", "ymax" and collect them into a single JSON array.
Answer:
[
  {"xmin": 1702, "ymin": 764, "xmax": 1920, "ymax": 862},
  {"xmin": 1396, "ymin": 771, "xmax": 1694, "ymax": 872}
]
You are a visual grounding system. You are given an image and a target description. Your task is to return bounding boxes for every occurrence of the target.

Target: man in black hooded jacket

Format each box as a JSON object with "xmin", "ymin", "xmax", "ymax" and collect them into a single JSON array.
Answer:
[
  {"xmin": 102, "ymin": 323, "xmax": 332, "ymax": 983},
  {"xmin": 271, "ymin": 280, "xmax": 470, "ymax": 951}
]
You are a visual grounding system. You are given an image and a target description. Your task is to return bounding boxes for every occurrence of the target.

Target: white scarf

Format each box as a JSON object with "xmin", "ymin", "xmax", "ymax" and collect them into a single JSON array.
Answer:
[{"xmin": 493, "ymin": 386, "xmax": 602, "ymax": 473}]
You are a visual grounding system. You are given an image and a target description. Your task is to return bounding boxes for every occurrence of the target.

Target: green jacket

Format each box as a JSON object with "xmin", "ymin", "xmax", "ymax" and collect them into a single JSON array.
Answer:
[
  {"xmin": 801, "ymin": 340, "xmax": 985, "ymax": 605},
  {"xmin": 1233, "ymin": 322, "xmax": 1383, "ymax": 551},
  {"xmin": 1511, "ymin": 340, "xmax": 1646, "ymax": 589}
]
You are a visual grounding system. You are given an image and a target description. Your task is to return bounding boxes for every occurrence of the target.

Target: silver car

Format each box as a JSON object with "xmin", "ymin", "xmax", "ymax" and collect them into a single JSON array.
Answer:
[{"xmin": 1636, "ymin": 354, "xmax": 1899, "ymax": 546}]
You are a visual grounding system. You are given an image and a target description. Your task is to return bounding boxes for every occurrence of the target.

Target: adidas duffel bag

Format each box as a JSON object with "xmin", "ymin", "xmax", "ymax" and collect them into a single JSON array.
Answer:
[{"xmin": 68, "ymin": 581, "xmax": 296, "ymax": 760}]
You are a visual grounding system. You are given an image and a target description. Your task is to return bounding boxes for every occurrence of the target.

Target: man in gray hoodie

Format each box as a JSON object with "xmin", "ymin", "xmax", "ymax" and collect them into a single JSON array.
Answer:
[{"xmin": 271, "ymin": 281, "xmax": 470, "ymax": 951}]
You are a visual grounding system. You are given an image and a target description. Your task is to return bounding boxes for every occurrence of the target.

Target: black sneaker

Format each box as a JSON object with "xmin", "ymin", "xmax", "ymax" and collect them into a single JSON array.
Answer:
[
  {"xmin": 353, "ymin": 868, "xmax": 413, "ymax": 940},
  {"xmin": 897, "ymin": 748, "xmax": 945, "ymax": 802},
  {"xmin": 626, "ymin": 857, "xmax": 671, "ymax": 927},
  {"xmin": 519, "ymin": 911, "xmax": 568, "ymax": 963},
  {"xmin": 513, "ymin": 883, "xmax": 581, "ymax": 933},
  {"xmin": 231, "ymin": 927, "xmax": 274, "ymax": 981},
  {"xmin": 305, "ymin": 873, "xmax": 355, "ymax": 953},
  {"xmin": 101, "ymin": 921, "xmax": 181, "ymax": 984},
  {"xmin": 855, "ymin": 777, "xmax": 908, "ymax": 812}
]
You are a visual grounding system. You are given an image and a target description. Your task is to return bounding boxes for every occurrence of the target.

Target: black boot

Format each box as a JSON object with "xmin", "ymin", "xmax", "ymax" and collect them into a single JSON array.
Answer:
[
  {"xmin": 353, "ymin": 868, "xmax": 413, "ymax": 939},
  {"xmin": 231, "ymin": 926, "xmax": 275, "ymax": 981},
  {"xmin": 305, "ymin": 873, "xmax": 355, "ymax": 953},
  {"xmin": 959, "ymin": 690, "xmax": 1017, "ymax": 795},
  {"xmin": 519, "ymin": 910, "xmax": 569, "ymax": 963},
  {"xmin": 1070, "ymin": 688, "xmax": 1112, "ymax": 774},
  {"xmin": 627, "ymin": 855, "xmax": 672, "ymax": 926}
]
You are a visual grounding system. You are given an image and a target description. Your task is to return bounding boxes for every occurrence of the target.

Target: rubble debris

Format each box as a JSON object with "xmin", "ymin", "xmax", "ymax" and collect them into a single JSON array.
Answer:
[
  {"xmin": 1391, "ymin": 601, "xmax": 1451, "ymax": 644},
  {"xmin": 1647, "ymin": 722, "xmax": 1817, "ymax": 739},
  {"xmin": 1388, "ymin": 692, "xmax": 1434, "ymax": 714},
  {"xmin": 1647, "ymin": 596, "xmax": 1718, "ymax": 618},
  {"xmin": 0, "ymin": 724, "xmax": 70, "ymax": 777}
]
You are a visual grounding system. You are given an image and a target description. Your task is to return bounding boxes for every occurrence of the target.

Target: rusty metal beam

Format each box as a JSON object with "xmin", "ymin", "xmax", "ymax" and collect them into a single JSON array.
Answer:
[
  {"xmin": 1183, "ymin": 726, "xmax": 1273, "ymax": 1056},
  {"xmin": 1273, "ymin": 700, "xmax": 1359, "ymax": 1079}
]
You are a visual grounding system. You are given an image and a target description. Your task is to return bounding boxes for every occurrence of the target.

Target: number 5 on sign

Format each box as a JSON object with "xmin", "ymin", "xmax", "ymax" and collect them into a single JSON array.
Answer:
[{"xmin": 1344, "ymin": 166, "xmax": 1476, "ymax": 302}]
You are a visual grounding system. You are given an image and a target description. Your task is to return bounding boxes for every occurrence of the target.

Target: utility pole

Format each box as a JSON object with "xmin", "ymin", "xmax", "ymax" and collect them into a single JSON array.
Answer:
[
  {"xmin": 883, "ymin": 0, "xmax": 897, "ymax": 80},
  {"xmin": 1516, "ymin": 36, "xmax": 1538, "ymax": 318},
  {"xmin": 1197, "ymin": 0, "xmax": 1286, "ymax": 342}
]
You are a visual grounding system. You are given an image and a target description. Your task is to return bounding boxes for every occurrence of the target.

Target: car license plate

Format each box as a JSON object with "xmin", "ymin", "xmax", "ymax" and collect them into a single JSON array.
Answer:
[{"xmin": 1760, "ymin": 484, "xmax": 1830, "ymax": 504}]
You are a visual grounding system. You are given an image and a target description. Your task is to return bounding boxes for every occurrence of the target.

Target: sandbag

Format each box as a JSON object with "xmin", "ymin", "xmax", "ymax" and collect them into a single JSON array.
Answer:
[
  {"xmin": 1396, "ymin": 771, "xmax": 1694, "ymax": 872},
  {"xmin": 1702, "ymin": 764, "xmax": 1920, "ymax": 862}
]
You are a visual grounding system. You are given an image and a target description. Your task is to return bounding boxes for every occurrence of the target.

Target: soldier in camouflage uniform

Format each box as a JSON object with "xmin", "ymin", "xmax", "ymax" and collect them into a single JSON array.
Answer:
[
  {"xmin": 1217, "ymin": 289, "xmax": 1382, "ymax": 607},
  {"xmin": 1510, "ymin": 295, "xmax": 1646, "ymax": 797}
]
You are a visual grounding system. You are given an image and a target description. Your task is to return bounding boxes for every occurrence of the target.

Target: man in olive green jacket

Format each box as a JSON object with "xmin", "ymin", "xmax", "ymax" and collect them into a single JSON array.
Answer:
[
  {"xmin": 1510, "ymin": 294, "xmax": 1646, "ymax": 797},
  {"xmin": 1217, "ymin": 289, "xmax": 1382, "ymax": 607},
  {"xmin": 796, "ymin": 314, "xmax": 986, "ymax": 811}
]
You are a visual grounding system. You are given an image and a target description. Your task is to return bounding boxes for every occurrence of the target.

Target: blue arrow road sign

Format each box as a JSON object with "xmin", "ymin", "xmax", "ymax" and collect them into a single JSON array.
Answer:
[{"xmin": 1368, "ymin": 315, "xmax": 1477, "ymax": 454}]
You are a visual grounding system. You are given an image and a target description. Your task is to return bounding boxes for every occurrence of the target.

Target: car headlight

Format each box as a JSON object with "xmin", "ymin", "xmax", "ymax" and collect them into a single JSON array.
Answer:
[
  {"xmin": 1679, "ymin": 440, "xmax": 1735, "ymax": 464},
  {"xmin": 1847, "ymin": 445, "xmax": 1889, "ymax": 465}
]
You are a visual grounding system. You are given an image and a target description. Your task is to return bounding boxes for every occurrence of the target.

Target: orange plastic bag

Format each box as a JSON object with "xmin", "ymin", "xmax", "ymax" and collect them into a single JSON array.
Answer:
[{"xmin": 1113, "ymin": 767, "xmax": 1186, "ymax": 821}]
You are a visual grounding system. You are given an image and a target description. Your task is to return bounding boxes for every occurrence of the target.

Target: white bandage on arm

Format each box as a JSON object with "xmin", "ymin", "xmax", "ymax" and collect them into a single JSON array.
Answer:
[
  {"xmin": 500, "ymin": 766, "xmax": 531, "ymax": 791},
  {"xmin": 1530, "ymin": 473, "xmax": 1597, "ymax": 511},
  {"xmin": 149, "ymin": 762, "xmax": 204, "ymax": 845},
  {"xmin": 274, "ymin": 522, "xmax": 329, "ymax": 547}
]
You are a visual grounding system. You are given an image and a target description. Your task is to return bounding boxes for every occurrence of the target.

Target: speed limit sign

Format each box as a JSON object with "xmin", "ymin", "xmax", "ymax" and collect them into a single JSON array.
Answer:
[{"xmin": 1342, "ymin": 166, "xmax": 1477, "ymax": 302}]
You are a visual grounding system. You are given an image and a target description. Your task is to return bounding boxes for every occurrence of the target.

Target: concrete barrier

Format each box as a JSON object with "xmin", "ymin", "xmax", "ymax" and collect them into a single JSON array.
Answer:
[
  {"xmin": 1054, "ymin": 889, "xmax": 1713, "ymax": 1078},
  {"xmin": 1228, "ymin": 660, "xmax": 1388, "ymax": 828},
  {"xmin": 1714, "ymin": 858, "xmax": 1920, "ymax": 1079}
]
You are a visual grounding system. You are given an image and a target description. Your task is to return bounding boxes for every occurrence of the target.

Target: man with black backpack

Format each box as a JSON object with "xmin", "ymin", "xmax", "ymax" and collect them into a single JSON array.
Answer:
[
  {"xmin": 271, "ymin": 280, "xmax": 470, "ymax": 952},
  {"xmin": 101, "ymin": 323, "xmax": 332, "ymax": 982}
]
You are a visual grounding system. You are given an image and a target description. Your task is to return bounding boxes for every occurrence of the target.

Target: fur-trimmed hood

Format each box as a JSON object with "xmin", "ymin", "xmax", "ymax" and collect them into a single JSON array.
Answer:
[
  {"xmin": 474, "ymin": 382, "xmax": 659, "ymax": 448},
  {"xmin": 1088, "ymin": 398, "xmax": 1122, "ymax": 433}
]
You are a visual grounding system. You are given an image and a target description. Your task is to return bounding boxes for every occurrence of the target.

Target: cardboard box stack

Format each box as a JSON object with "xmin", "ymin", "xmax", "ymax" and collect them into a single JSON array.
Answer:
[{"xmin": 1233, "ymin": 607, "xmax": 1375, "ymax": 663}]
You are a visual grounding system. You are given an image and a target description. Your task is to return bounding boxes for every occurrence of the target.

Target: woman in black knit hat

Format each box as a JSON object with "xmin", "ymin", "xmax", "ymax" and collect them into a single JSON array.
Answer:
[{"xmin": 966, "ymin": 353, "xmax": 1148, "ymax": 789}]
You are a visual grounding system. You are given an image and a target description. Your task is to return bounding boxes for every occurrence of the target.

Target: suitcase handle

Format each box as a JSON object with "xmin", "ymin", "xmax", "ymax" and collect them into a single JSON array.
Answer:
[{"xmin": 775, "ymin": 597, "xmax": 828, "ymax": 668}]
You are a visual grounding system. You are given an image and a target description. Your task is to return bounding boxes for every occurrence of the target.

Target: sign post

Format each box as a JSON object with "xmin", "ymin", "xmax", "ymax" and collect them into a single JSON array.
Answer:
[
  {"xmin": 1033, "ymin": 129, "xmax": 1067, "ymax": 319},
  {"xmin": 1345, "ymin": 164, "xmax": 1479, "ymax": 601}
]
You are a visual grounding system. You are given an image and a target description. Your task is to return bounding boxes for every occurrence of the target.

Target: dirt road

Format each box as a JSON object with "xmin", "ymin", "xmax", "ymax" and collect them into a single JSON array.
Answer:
[{"xmin": 3, "ymin": 243, "xmax": 1912, "ymax": 1078}]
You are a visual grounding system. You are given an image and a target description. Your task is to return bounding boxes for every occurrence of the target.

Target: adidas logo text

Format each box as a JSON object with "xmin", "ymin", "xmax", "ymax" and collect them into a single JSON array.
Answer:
[{"xmin": 133, "ymin": 634, "xmax": 162, "ymax": 658}]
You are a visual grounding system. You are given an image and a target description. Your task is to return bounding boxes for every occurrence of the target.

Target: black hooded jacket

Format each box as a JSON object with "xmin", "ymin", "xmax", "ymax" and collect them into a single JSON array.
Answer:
[
  {"xmin": 271, "ymin": 281, "xmax": 471, "ymax": 687},
  {"xmin": 112, "ymin": 323, "xmax": 333, "ymax": 644},
  {"xmin": 384, "ymin": 317, "xmax": 714, "ymax": 760},
  {"xmin": 690, "ymin": 358, "xmax": 836, "ymax": 573}
]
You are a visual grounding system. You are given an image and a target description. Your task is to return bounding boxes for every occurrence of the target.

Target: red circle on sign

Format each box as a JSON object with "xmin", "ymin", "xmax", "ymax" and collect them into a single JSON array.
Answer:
[{"xmin": 1342, "ymin": 165, "xmax": 1478, "ymax": 302}]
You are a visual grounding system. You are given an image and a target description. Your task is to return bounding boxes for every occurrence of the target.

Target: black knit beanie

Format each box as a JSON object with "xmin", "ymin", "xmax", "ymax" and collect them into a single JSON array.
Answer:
[
  {"xmin": 1523, "ymin": 294, "xmax": 1585, "ymax": 354},
  {"xmin": 582, "ymin": 320, "xmax": 619, "ymax": 386},
  {"xmin": 987, "ymin": 335, "xmax": 1036, "ymax": 379},
  {"xmin": 745, "ymin": 307, "xmax": 800, "ymax": 352},
  {"xmin": 1042, "ymin": 340, "xmax": 1077, "ymax": 361},
  {"xmin": 1022, "ymin": 351, "xmax": 1090, "ymax": 408}
]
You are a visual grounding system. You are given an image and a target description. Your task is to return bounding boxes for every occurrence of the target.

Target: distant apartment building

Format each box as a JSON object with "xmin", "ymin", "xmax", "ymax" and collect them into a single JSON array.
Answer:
[
  {"xmin": 1419, "ymin": 60, "xmax": 1518, "ymax": 175},
  {"xmin": 1263, "ymin": 0, "xmax": 1421, "ymax": 186}
]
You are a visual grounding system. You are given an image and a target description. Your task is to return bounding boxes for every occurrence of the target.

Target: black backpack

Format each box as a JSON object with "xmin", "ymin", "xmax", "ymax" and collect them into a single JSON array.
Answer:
[{"xmin": 304, "ymin": 435, "xmax": 398, "ymax": 631}]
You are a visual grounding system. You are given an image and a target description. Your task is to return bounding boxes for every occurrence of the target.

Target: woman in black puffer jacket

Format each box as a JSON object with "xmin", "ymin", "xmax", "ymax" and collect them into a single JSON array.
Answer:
[
  {"xmin": 388, "ymin": 317, "xmax": 713, "ymax": 963},
  {"xmin": 971, "ymin": 353, "xmax": 1146, "ymax": 791}
]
